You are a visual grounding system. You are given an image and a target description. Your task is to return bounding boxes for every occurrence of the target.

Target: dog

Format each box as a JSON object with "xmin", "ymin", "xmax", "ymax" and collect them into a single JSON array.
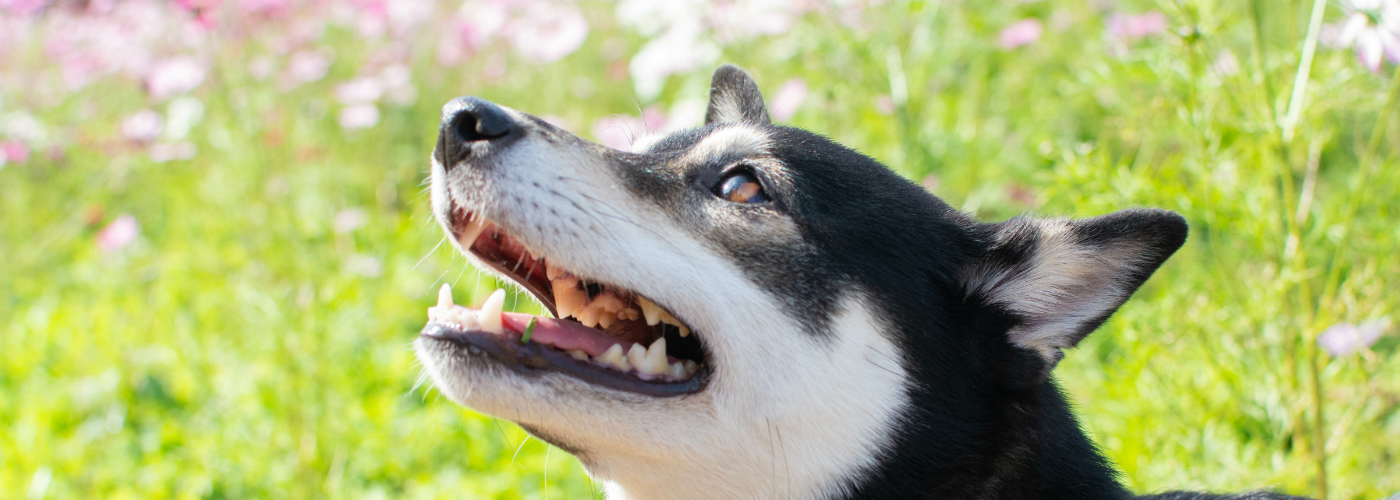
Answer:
[{"xmin": 413, "ymin": 65, "xmax": 1309, "ymax": 500}]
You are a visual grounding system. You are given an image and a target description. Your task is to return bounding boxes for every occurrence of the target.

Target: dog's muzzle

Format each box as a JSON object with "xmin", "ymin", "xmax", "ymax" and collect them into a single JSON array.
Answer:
[{"xmin": 435, "ymin": 96, "xmax": 517, "ymax": 167}]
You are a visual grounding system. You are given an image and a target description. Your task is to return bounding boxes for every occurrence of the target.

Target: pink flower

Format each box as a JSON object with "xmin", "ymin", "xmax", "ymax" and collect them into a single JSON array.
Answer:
[
  {"xmin": 1, "ymin": 141, "xmax": 29, "ymax": 164},
  {"xmin": 335, "ymin": 77, "xmax": 383, "ymax": 104},
  {"xmin": 1330, "ymin": 0, "xmax": 1400, "ymax": 73},
  {"xmin": 283, "ymin": 50, "xmax": 332, "ymax": 88},
  {"xmin": 875, "ymin": 95, "xmax": 896, "ymax": 115},
  {"xmin": 769, "ymin": 78, "xmax": 807, "ymax": 121},
  {"xmin": 121, "ymin": 110, "xmax": 164, "ymax": 142},
  {"xmin": 999, "ymin": 19, "xmax": 1044, "ymax": 49},
  {"xmin": 592, "ymin": 115, "xmax": 647, "ymax": 151},
  {"xmin": 333, "ymin": 208, "xmax": 368, "ymax": 233},
  {"xmin": 97, "ymin": 214, "xmax": 139, "ymax": 252},
  {"xmin": 1107, "ymin": 11, "xmax": 1168, "ymax": 41},
  {"xmin": 508, "ymin": 2, "xmax": 589, "ymax": 63},
  {"xmin": 1318, "ymin": 321, "xmax": 1387, "ymax": 357},
  {"xmin": 339, "ymin": 103, "xmax": 380, "ymax": 130},
  {"xmin": 148, "ymin": 141, "xmax": 197, "ymax": 162},
  {"xmin": 145, "ymin": 57, "xmax": 205, "ymax": 100}
]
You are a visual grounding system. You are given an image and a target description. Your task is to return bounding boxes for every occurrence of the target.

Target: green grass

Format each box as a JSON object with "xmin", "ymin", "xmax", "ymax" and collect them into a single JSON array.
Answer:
[{"xmin": 3, "ymin": 1, "xmax": 1399, "ymax": 499}]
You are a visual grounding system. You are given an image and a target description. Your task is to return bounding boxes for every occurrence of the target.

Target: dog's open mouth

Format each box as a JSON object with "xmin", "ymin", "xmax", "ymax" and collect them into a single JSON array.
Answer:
[{"xmin": 420, "ymin": 208, "xmax": 708, "ymax": 397}]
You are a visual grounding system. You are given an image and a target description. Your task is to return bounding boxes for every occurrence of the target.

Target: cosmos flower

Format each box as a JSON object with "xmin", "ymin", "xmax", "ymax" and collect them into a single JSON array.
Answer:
[
  {"xmin": 508, "ymin": 1, "xmax": 589, "ymax": 63},
  {"xmin": 1106, "ymin": 11, "xmax": 1167, "ymax": 41},
  {"xmin": 339, "ymin": 103, "xmax": 380, "ymax": 130},
  {"xmin": 146, "ymin": 57, "xmax": 206, "ymax": 100},
  {"xmin": 1, "ymin": 140, "xmax": 29, "ymax": 164},
  {"xmin": 1318, "ymin": 321, "xmax": 1387, "ymax": 357},
  {"xmin": 769, "ymin": 78, "xmax": 808, "ymax": 121},
  {"xmin": 1331, "ymin": 0, "xmax": 1400, "ymax": 73},
  {"xmin": 121, "ymin": 110, "xmax": 164, "ymax": 142},
  {"xmin": 592, "ymin": 115, "xmax": 648, "ymax": 151},
  {"xmin": 999, "ymin": 19, "xmax": 1043, "ymax": 49},
  {"xmin": 97, "ymin": 214, "xmax": 140, "ymax": 252}
]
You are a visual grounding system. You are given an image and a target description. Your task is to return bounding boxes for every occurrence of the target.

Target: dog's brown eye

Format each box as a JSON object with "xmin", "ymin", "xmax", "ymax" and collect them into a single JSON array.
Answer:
[{"xmin": 716, "ymin": 171, "xmax": 768, "ymax": 204}]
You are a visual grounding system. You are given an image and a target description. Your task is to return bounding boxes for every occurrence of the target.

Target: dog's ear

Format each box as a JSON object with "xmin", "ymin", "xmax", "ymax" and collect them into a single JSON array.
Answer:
[
  {"xmin": 706, "ymin": 64, "xmax": 771, "ymax": 125},
  {"xmin": 963, "ymin": 209, "xmax": 1188, "ymax": 369}
]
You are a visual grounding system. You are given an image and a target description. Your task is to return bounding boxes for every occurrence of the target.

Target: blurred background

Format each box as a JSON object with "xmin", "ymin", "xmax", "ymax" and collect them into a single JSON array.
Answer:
[{"xmin": 2, "ymin": 0, "xmax": 1398, "ymax": 498}]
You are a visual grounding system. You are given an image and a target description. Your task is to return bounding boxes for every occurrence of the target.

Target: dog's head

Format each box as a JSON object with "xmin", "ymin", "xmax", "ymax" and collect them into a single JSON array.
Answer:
[{"xmin": 415, "ymin": 65, "xmax": 1186, "ymax": 499}]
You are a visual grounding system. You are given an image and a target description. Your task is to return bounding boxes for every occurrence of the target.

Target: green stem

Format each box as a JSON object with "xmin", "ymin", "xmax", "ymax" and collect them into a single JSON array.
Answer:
[
  {"xmin": 1307, "ymin": 62, "xmax": 1400, "ymax": 500},
  {"xmin": 1281, "ymin": 0, "xmax": 1329, "ymax": 143}
]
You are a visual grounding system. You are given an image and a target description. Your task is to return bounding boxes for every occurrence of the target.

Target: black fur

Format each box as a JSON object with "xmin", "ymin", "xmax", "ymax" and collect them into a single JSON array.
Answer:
[
  {"xmin": 706, "ymin": 64, "xmax": 772, "ymax": 125},
  {"xmin": 683, "ymin": 66, "xmax": 1303, "ymax": 500}
]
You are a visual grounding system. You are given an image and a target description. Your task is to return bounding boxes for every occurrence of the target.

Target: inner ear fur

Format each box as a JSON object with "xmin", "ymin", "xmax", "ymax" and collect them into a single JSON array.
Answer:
[
  {"xmin": 705, "ymin": 64, "xmax": 771, "ymax": 125},
  {"xmin": 962, "ymin": 209, "xmax": 1188, "ymax": 368}
]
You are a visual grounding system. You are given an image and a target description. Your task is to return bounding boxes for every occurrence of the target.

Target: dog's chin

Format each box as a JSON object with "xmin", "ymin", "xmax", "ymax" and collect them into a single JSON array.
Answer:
[{"xmin": 414, "ymin": 334, "xmax": 718, "ymax": 454}]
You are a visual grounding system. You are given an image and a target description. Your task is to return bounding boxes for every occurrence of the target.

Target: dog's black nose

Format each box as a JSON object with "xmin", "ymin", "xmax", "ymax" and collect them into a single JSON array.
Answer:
[{"xmin": 436, "ymin": 96, "xmax": 514, "ymax": 167}]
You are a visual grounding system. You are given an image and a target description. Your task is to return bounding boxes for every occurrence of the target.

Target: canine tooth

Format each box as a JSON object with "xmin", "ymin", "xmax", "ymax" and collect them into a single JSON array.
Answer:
[
  {"xmin": 479, "ymin": 289, "xmax": 506, "ymax": 334},
  {"xmin": 668, "ymin": 362, "xmax": 687, "ymax": 379},
  {"xmin": 641, "ymin": 338, "xmax": 668, "ymax": 374},
  {"xmin": 553, "ymin": 278, "xmax": 586, "ymax": 319},
  {"xmin": 459, "ymin": 217, "xmax": 489, "ymax": 247},
  {"xmin": 657, "ymin": 309, "xmax": 691, "ymax": 337},
  {"xmin": 637, "ymin": 297, "xmax": 662, "ymax": 326},
  {"xmin": 626, "ymin": 343, "xmax": 649, "ymax": 372},
  {"xmin": 438, "ymin": 284, "xmax": 454, "ymax": 308},
  {"xmin": 568, "ymin": 349, "xmax": 589, "ymax": 361},
  {"xmin": 546, "ymin": 261, "xmax": 562, "ymax": 280},
  {"xmin": 598, "ymin": 344, "xmax": 629, "ymax": 371}
]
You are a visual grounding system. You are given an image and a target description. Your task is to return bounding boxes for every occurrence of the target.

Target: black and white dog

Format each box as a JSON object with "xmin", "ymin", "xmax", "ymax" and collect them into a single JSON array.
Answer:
[{"xmin": 414, "ymin": 65, "xmax": 1307, "ymax": 500}]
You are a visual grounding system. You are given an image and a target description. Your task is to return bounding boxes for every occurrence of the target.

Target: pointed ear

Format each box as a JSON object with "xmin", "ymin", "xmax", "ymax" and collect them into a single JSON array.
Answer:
[
  {"xmin": 705, "ymin": 64, "xmax": 771, "ymax": 125},
  {"xmin": 962, "ymin": 209, "xmax": 1188, "ymax": 367}
]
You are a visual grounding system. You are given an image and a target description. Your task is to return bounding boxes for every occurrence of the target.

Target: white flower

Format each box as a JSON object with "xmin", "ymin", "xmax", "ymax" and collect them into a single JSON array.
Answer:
[
  {"xmin": 508, "ymin": 2, "xmax": 590, "ymax": 63},
  {"xmin": 145, "ymin": 57, "xmax": 206, "ymax": 100},
  {"xmin": 164, "ymin": 97, "xmax": 204, "ymax": 141},
  {"xmin": 121, "ymin": 110, "xmax": 164, "ymax": 143},
  {"xmin": 1333, "ymin": 0, "xmax": 1400, "ymax": 72},
  {"xmin": 339, "ymin": 103, "xmax": 380, "ymax": 130},
  {"xmin": 335, "ymin": 77, "xmax": 384, "ymax": 104}
]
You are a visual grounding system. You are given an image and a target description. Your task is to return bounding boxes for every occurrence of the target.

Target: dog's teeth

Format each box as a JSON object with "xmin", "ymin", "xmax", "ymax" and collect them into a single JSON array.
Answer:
[
  {"xmin": 656, "ymin": 309, "xmax": 690, "ymax": 337},
  {"xmin": 638, "ymin": 297, "xmax": 662, "ymax": 326},
  {"xmin": 577, "ymin": 306, "xmax": 600, "ymax": 328},
  {"xmin": 480, "ymin": 289, "xmax": 506, "ymax": 334},
  {"xmin": 598, "ymin": 344, "xmax": 629, "ymax": 371},
  {"xmin": 546, "ymin": 261, "xmax": 562, "ymax": 281},
  {"xmin": 618, "ymin": 308, "xmax": 640, "ymax": 321},
  {"xmin": 459, "ymin": 307, "xmax": 481, "ymax": 330},
  {"xmin": 668, "ymin": 361, "xmax": 686, "ymax": 379},
  {"xmin": 568, "ymin": 349, "xmax": 589, "ymax": 361},
  {"xmin": 437, "ymin": 283, "xmax": 454, "ymax": 308},
  {"xmin": 598, "ymin": 311, "xmax": 616, "ymax": 328},
  {"xmin": 626, "ymin": 343, "xmax": 649, "ymax": 372},
  {"xmin": 458, "ymin": 216, "xmax": 489, "ymax": 247},
  {"xmin": 640, "ymin": 338, "xmax": 668, "ymax": 374},
  {"xmin": 553, "ymin": 277, "xmax": 585, "ymax": 319},
  {"xmin": 683, "ymin": 360, "xmax": 699, "ymax": 376}
]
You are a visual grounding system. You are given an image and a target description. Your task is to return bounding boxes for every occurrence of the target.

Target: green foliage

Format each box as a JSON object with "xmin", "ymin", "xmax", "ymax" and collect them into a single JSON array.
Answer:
[{"xmin": 2, "ymin": 1, "xmax": 1398, "ymax": 499}]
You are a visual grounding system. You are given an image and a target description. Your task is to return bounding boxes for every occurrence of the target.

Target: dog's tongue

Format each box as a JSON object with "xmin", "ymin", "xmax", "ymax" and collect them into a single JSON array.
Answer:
[{"xmin": 500, "ymin": 312, "xmax": 630, "ymax": 357}]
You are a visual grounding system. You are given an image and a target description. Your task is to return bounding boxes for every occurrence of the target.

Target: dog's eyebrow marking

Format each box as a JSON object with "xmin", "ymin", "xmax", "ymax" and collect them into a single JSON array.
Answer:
[{"xmin": 684, "ymin": 125, "xmax": 771, "ymax": 163}]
